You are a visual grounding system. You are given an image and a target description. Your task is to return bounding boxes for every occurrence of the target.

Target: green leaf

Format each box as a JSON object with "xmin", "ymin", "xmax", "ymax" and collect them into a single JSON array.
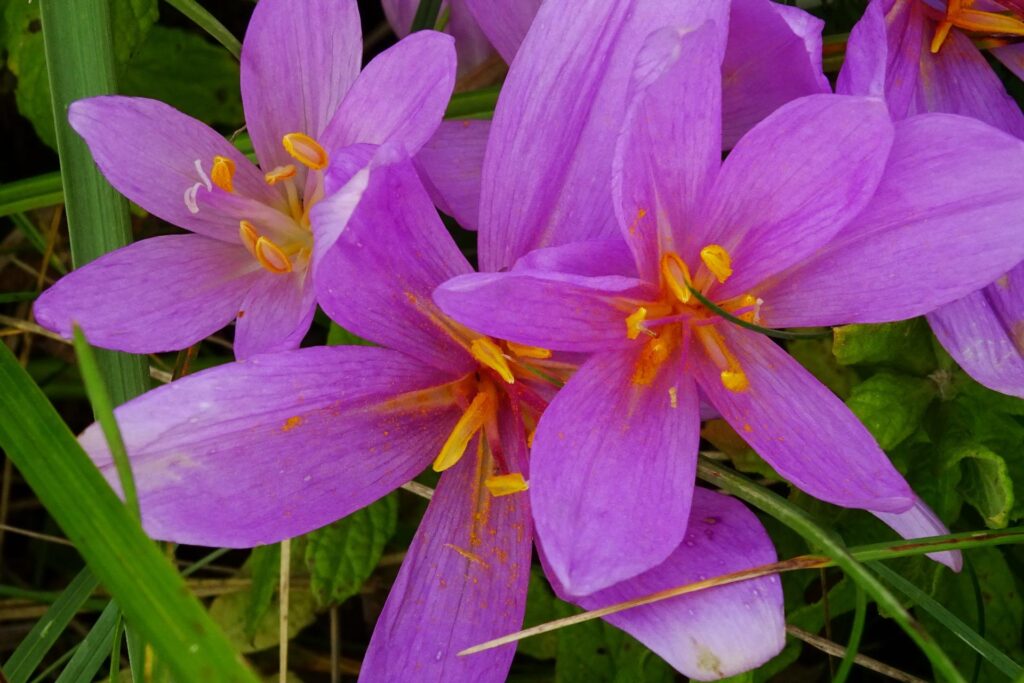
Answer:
[
  {"xmin": 304, "ymin": 494, "xmax": 398, "ymax": 607},
  {"xmin": 326, "ymin": 322, "xmax": 375, "ymax": 347},
  {"xmin": 942, "ymin": 442, "xmax": 1015, "ymax": 529},
  {"xmin": 845, "ymin": 372, "xmax": 935, "ymax": 450},
  {"xmin": 209, "ymin": 587, "xmax": 317, "ymax": 655},
  {"xmin": 244, "ymin": 545, "xmax": 281, "ymax": 641},
  {"xmin": 786, "ymin": 337, "xmax": 858, "ymax": 399},
  {"xmin": 833, "ymin": 319, "xmax": 937, "ymax": 375},
  {"xmin": 55, "ymin": 601, "xmax": 119, "ymax": 683},
  {"xmin": 121, "ymin": 25, "xmax": 242, "ymax": 128},
  {"xmin": 162, "ymin": 0, "xmax": 240, "ymax": 59}
]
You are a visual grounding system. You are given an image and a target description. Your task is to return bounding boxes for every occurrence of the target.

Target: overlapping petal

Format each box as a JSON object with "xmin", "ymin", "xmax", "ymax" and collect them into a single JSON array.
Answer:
[
  {"xmin": 233, "ymin": 269, "xmax": 317, "ymax": 360},
  {"xmin": 79, "ymin": 347, "xmax": 461, "ymax": 547},
  {"xmin": 462, "ymin": 0, "xmax": 543, "ymax": 64},
  {"xmin": 34, "ymin": 235, "xmax": 260, "ymax": 354},
  {"xmin": 414, "ymin": 119, "xmax": 490, "ymax": 230}
]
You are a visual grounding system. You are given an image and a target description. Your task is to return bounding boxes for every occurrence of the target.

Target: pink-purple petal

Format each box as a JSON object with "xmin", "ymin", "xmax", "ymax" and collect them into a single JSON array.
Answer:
[
  {"xmin": 79, "ymin": 346, "xmax": 461, "ymax": 547},
  {"xmin": 575, "ymin": 488, "xmax": 785, "ymax": 680},
  {"xmin": 34, "ymin": 235, "xmax": 261, "ymax": 354},
  {"xmin": 462, "ymin": 0, "xmax": 543, "ymax": 64},
  {"xmin": 992, "ymin": 42, "xmax": 1024, "ymax": 82},
  {"xmin": 414, "ymin": 119, "xmax": 490, "ymax": 230},
  {"xmin": 233, "ymin": 269, "xmax": 317, "ymax": 360},
  {"xmin": 530, "ymin": 348, "xmax": 700, "ymax": 596},
  {"xmin": 873, "ymin": 495, "xmax": 963, "ymax": 570}
]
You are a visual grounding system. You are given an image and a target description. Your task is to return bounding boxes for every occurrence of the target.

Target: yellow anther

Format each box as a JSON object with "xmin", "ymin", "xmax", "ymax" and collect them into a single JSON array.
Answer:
[
  {"xmin": 660, "ymin": 252, "xmax": 693, "ymax": 304},
  {"xmin": 721, "ymin": 369, "xmax": 750, "ymax": 392},
  {"xmin": 433, "ymin": 392, "xmax": 491, "ymax": 472},
  {"xmin": 484, "ymin": 473, "xmax": 529, "ymax": 497},
  {"xmin": 506, "ymin": 341, "xmax": 552, "ymax": 359},
  {"xmin": 695, "ymin": 327, "xmax": 750, "ymax": 393},
  {"xmin": 470, "ymin": 338, "xmax": 515, "ymax": 384},
  {"xmin": 239, "ymin": 220, "xmax": 259, "ymax": 256},
  {"xmin": 282, "ymin": 133, "xmax": 328, "ymax": 170},
  {"xmin": 931, "ymin": 20, "xmax": 955, "ymax": 52},
  {"xmin": 211, "ymin": 156, "xmax": 235, "ymax": 193},
  {"xmin": 626, "ymin": 307, "xmax": 648, "ymax": 340},
  {"xmin": 264, "ymin": 164, "xmax": 297, "ymax": 185},
  {"xmin": 700, "ymin": 244, "xmax": 733, "ymax": 284},
  {"xmin": 254, "ymin": 236, "xmax": 292, "ymax": 274}
]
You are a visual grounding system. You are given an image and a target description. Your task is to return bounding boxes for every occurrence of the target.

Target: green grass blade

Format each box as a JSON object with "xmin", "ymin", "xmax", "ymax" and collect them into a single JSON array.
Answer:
[
  {"xmin": 73, "ymin": 327, "xmax": 139, "ymax": 520},
  {"xmin": 3, "ymin": 568, "xmax": 101, "ymax": 683},
  {"xmin": 163, "ymin": 0, "xmax": 242, "ymax": 59},
  {"xmin": 108, "ymin": 614, "xmax": 124, "ymax": 683},
  {"xmin": 833, "ymin": 585, "xmax": 867, "ymax": 683},
  {"xmin": 0, "ymin": 344, "xmax": 259, "ymax": 683},
  {"xmin": 847, "ymin": 527, "xmax": 1024, "ymax": 562},
  {"xmin": 445, "ymin": 86, "xmax": 501, "ymax": 119},
  {"xmin": 125, "ymin": 624, "xmax": 146, "ymax": 683},
  {"xmin": 0, "ymin": 173, "xmax": 64, "ymax": 217},
  {"xmin": 10, "ymin": 212, "xmax": 67, "ymax": 275},
  {"xmin": 411, "ymin": 0, "xmax": 444, "ymax": 31},
  {"xmin": 871, "ymin": 561, "xmax": 1024, "ymax": 679},
  {"xmin": 696, "ymin": 457, "xmax": 967, "ymax": 683},
  {"xmin": 54, "ymin": 601, "xmax": 119, "ymax": 683},
  {"xmin": 39, "ymin": 0, "xmax": 149, "ymax": 406}
]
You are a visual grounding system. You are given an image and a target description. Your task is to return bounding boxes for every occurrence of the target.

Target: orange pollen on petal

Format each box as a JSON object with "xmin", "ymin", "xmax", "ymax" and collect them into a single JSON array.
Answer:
[
  {"xmin": 210, "ymin": 156, "xmax": 235, "ymax": 193},
  {"xmin": 470, "ymin": 338, "xmax": 515, "ymax": 384},
  {"xmin": 282, "ymin": 132, "xmax": 328, "ymax": 170},
  {"xmin": 700, "ymin": 244, "xmax": 733, "ymax": 284},
  {"xmin": 255, "ymin": 236, "xmax": 293, "ymax": 274},
  {"xmin": 264, "ymin": 164, "xmax": 297, "ymax": 185},
  {"xmin": 433, "ymin": 391, "xmax": 492, "ymax": 472},
  {"xmin": 695, "ymin": 326, "xmax": 749, "ymax": 392},
  {"xmin": 660, "ymin": 252, "xmax": 693, "ymax": 304},
  {"xmin": 484, "ymin": 473, "xmax": 529, "ymax": 497},
  {"xmin": 239, "ymin": 220, "xmax": 259, "ymax": 256},
  {"xmin": 506, "ymin": 340, "xmax": 552, "ymax": 359},
  {"xmin": 631, "ymin": 331, "xmax": 676, "ymax": 386}
]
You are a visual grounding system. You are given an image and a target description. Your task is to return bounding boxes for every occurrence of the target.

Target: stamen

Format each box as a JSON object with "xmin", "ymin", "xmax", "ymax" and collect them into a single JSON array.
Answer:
[
  {"xmin": 211, "ymin": 156, "xmax": 236, "ymax": 193},
  {"xmin": 254, "ymin": 236, "xmax": 293, "ymax": 274},
  {"xmin": 626, "ymin": 307, "xmax": 648, "ymax": 340},
  {"xmin": 695, "ymin": 327, "xmax": 750, "ymax": 393},
  {"xmin": 184, "ymin": 183, "xmax": 202, "ymax": 214},
  {"xmin": 931, "ymin": 20, "xmax": 955, "ymax": 52},
  {"xmin": 700, "ymin": 244, "xmax": 733, "ymax": 284},
  {"xmin": 484, "ymin": 473, "xmax": 529, "ymax": 497},
  {"xmin": 264, "ymin": 164, "xmax": 297, "ymax": 185},
  {"xmin": 433, "ymin": 392, "xmax": 491, "ymax": 472},
  {"xmin": 264, "ymin": 165, "xmax": 302, "ymax": 222},
  {"xmin": 193, "ymin": 159, "xmax": 212, "ymax": 191},
  {"xmin": 471, "ymin": 338, "xmax": 515, "ymax": 384},
  {"xmin": 282, "ymin": 133, "xmax": 328, "ymax": 170},
  {"xmin": 660, "ymin": 252, "xmax": 693, "ymax": 304},
  {"xmin": 239, "ymin": 220, "xmax": 259, "ymax": 256},
  {"xmin": 506, "ymin": 341, "xmax": 552, "ymax": 359}
]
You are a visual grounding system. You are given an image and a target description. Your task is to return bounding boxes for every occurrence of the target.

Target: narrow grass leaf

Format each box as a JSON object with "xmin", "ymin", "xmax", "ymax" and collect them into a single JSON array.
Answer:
[
  {"xmin": 0, "ymin": 174, "xmax": 64, "ymax": 218},
  {"xmin": 54, "ymin": 601, "xmax": 119, "ymax": 683},
  {"xmin": 162, "ymin": 0, "xmax": 242, "ymax": 59},
  {"xmin": 410, "ymin": 0, "xmax": 443, "ymax": 32},
  {"xmin": 833, "ymin": 585, "xmax": 867, "ymax": 683}
]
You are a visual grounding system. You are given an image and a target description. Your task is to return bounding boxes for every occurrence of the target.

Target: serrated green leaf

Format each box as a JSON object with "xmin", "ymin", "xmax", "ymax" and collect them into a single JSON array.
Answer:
[
  {"xmin": 304, "ymin": 494, "xmax": 397, "ymax": 607},
  {"xmin": 120, "ymin": 25, "xmax": 242, "ymax": 127},
  {"xmin": 209, "ymin": 587, "xmax": 317, "ymax": 655},
  {"xmin": 518, "ymin": 568, "xmax": 561, "ymax": 661},
  {"xmin": 833, "ymin": 319, "xmax": 937, "ymax": 375},
  {"xmin": 244, "ymin": 545, "xmax": 281, "ymax": 641},
  {"xmin": 845, "ymin": 372, "xmax": 935, "ymax": 450}
]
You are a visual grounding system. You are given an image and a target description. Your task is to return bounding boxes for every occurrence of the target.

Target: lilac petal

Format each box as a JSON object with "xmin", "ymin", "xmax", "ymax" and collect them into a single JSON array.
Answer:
[
  {"xmin": 992, "ymin": 42, "xmax": 1024, "ymax": 83},
  {"xmin": 361, "ymin": 430, "xmax": 531, "ymax": 682},
  {"xmin": 434, "ymin": 270, "xmax": 653, "ymax": 353},
  {"xmin": 310, "ymin": 152, "xmax": 476, "ymax": 376},
  {"xmin": 240, "ymin": 0, "xmax": 361, "ymax": 172},
  {"xmin": 721, "ymin": 0, "xmax": 830, "ymax": 148},
  {"xmin": 576, "ymin": 488, "xmax": 785, "ymax": 680},
  {"xmin": 381, "ymin": 0, "xmax": 417, "ymax": 37},
  {"xmin": 414, "ymin": 119, "xmax": 490, "ymax": 230},
  {"xmin": 233, "ymin": 269, "xmax": 317, "ymax": 360},
  {"xmin": 614, "ymin": 22, "xmax": 722, "ymax": 282},
  {"xmin": 873, "ymin": 495, "xmax": 963, "ymax": 570},
  {"xmin": 320, "ymin": 31, "xmax": 456, "ymax": 156},
  {"xmin": 928, "ymin": 265, "xmax": 1024, "ymax": 399},
  {"xmin": 34, "ymin": 235, "xmax": 260, "ymax": 354},
  {"xmin": 699, "ymin": 94, "xmax": 894, "ymax": 299},
  {"xmin": 512, "ymin": 239, "xmax": 638, "ymax": 278},
  {"xmin": 68, "ymin": 97, "xmax": 279, "ymax": 241},
  {"xmin": 761, "ymin": 114, "xmax": 1024, "ymax": 328},
  {"xmin": 478, "ymin": 0, "xmax": 728, "ymax": 272},
  {"xmin": 530, "ymin": 348, "xmax": 700, "ymax": 596},
  {"xmin": 835, "ymin": 0, "xmax": 887, "ymax": 100},
  {"xmin": 462, "ymin": 0, "xmax": 543, "ymax": 63},
  {"xmin": 696, "ymin": 326, "xmax": 914, "ymax": 513},
  {"xmin": 447, "ymin": 0, "xmax": 501, "ymax": 77},
  {"xmin": 79, "ymin": 346, "xmax": 461, "ymax": 547}
]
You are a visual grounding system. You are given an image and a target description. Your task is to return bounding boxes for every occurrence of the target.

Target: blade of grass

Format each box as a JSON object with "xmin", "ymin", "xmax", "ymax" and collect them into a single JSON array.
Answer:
[
  {"xmin": 0, "ymin": 174, "xmax": 64, "ymax": 218},
  {"xmin": 39, "ymin": 0, "xmax": 149, "ymax": 406},
  {"xmin": 0, "ymin": 343, "xmax": 259, "ymax": 683},
  {"xmin": 108, "ymin": 614, "xmax": 124, "ymax": 683},
  {"xmin": 445, "ymin": 85, "xmax": 501, "ymax": 119},
  {"xmin": 162, "ymin": 0, "xmax": 241, "ymax": 59},
  {"xmin": 833, "ymin": 585, "xmax": 867, "ymax": 683},
  {"xmin": 125, "ymin": 625, "xmax": 146, "ymax": 683},
  {"xmin": 0, "ymin": 292, "xmax": 39, "ymax": 304},
  {"xmin": 3, "ymin": 568, "xmax": 100, "ymax": 683},
  {"xmin": 54, "ymin": 601, "xmax": 119, "ymax": 683},
  {"xmin": 410, "ymin": 0, "xmax": 443, "ymax": 31},
  {"xmin": 9, "ymin": 213, "xmax": 66, "ymax": 275},
  {"xmin": 871, "ymin": 561, "xmax": 1024, "ymax": 679}
]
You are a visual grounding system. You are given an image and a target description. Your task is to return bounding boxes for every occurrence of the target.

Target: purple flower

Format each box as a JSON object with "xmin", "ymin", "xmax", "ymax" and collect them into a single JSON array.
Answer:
[
  {"xmin": 33, "ymin": 0, "xmax": 455, "ymax": 359},
  {"xmin": 435, "ymin": 19, "xmax": 1024, "ymax": 596},
  {"xmin": 840, "ymin": 0, "xmax": 1024, "ymax": 397}
]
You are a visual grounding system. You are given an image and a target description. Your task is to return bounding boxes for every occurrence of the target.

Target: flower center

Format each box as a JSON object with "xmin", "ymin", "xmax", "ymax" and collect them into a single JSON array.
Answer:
[{"xmin": 927, "ymin": 0, "xmax": 1024, "ymax": 53}]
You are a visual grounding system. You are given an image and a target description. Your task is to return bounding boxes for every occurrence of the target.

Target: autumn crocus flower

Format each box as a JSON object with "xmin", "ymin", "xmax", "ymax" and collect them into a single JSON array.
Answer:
[
  {"xmin": 839, "ymin": 0, "xmax": 1024, "ymax": 398},
  {"xmin": 33, "ymin": 0, "xmax": 455, "ymax": 359},
  {"xmin": 436, "ymin": 20, "xmax": 1024, "ymax": 596}
]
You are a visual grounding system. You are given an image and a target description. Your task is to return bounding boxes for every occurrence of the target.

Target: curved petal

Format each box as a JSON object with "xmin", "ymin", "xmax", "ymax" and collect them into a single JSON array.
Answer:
[
  {"xmin": 462, "ymin": 0, "xmax": 542, "ymax": 64},
  {"xmin": 447, "ymin": 0, "xmax": 501, "ymax": 77},
  {"xmin": 311, "ymin": 151, "xmax": 476, "ymax": 375},
  {"xmin": 434, "ymin": 270, "xmax": 652, "ymax": 353},
  {"xmin": 34, "ymin": 235, "xmax": 261, "ymax": 354},
  {"xmin": 873, "ymin": 495, "xmax": 963, "ymax": 570},
  {"xmin": 928, "ymin": 267, "xmax": 1024, "ymax": 399},
  {"xmin": 695, "ymin": 326, "xmax": 914, "ymax": 513},
  {"xmin": 698, "ymin": 94, "xmax": 895, "ymax": 299},
  {"xmin": 760, "ymin": 114, "xmax": 1024, "ymax": 328},
  {"xmin": 531, "ymin": 348, "xmax": 700, "ymax": 596},
  {"xmin": 511, "ymin": 239, "xmax": 638, "ymax": 278},
  {"xmin": 233, "ymin": 268, "xmax": 317, "ymax": 360},
  {"xmin": 614, "ymin": 22, "xmax": 722, "ymax": 282},
  {"xmin": 321, "ymin": 31, "xmax": 456, "ymax": 156},
  {"xmin": 991, "ymin": 42, "xmax": 1024, "ymax": 83},
  {"xmin": 721, "ymin": 0, "xmax": 830, "ymax": 148},
  {"xmin": 68, "ymin": 96, "xmax": 278, "ymax": 241},
  {"xmin": 79, "ymin": 347, "xmax": 461, "ymax": 547},
  {"xmin": 361, "ymin": 427, "xmax": 531, "ymax": 682},
  {"xmin": 240, "ymin": 0, "xmax": 362, "ymax": 171},
  {"xmin": 414, "ymin": 119, "xmax": 490, "ymax": 230},
  {"xmin": 576, "ymin": 488, "xmax": 785, "ymax": 680},
  {"xmin": 478, "ymin": 0, "xmax": 729, "ymax": 271},
  {"xmin": 835, "ymin": 0, "xmax": 888, "ymax": 100}
]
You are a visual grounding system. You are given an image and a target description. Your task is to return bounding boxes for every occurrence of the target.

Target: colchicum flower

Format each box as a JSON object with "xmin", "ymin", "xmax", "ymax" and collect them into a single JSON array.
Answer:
[
  {"xmin": 839, "ymin": 0, "xmax": 1024, "ymax": 397},
  {"xmin": 33, "ymin": 0, "xmax": 455, "ymax": 359},
  {"xmin": 435, "ymin": 19, "xmax": 1024, "ymax": 597}
]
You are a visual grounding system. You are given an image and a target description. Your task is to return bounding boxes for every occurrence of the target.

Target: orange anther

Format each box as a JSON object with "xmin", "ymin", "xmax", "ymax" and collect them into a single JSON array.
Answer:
[
  {"xmin": 211, "ymin": 156, "xmax": 235, "ymax": 193},
  {"xmin": 255, "ymin": 236, "xmax": 292, "ymax": 274},
  {"xmin": 282, "ymin": 133, "xmax": 328, "ymax": 170}
]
